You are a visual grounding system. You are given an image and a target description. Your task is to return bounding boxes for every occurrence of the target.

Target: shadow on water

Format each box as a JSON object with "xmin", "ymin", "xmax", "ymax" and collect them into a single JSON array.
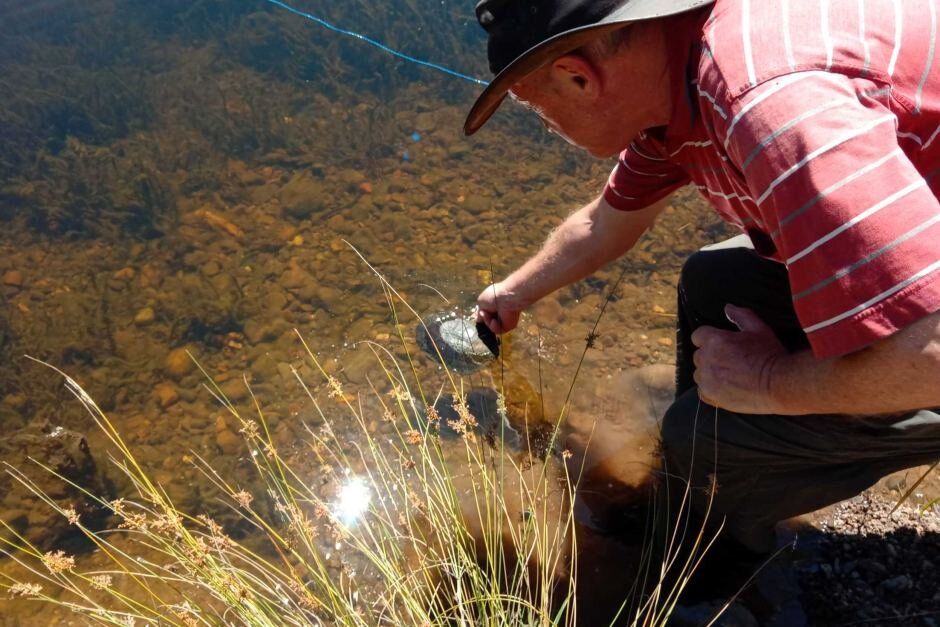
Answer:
[{"xmin": 424, "ymin": 361, "xmax": 686, "ymax": 625}]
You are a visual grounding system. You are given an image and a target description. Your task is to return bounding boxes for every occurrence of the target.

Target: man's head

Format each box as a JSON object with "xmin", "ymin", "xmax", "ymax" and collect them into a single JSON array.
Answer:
[
  {"xmin": 507, "ymin": 22, "xmax": 671, "ymax": 157},
  {"xmin": 464, "ymin": 0, "xmax": 715, "ymax": 154}
]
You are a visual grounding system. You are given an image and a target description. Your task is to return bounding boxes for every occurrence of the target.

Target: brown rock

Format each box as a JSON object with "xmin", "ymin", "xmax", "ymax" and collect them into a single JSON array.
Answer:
[
  {"xmin": 219, "ymin": 378, "xmax": 249, "ymax": 402},
  {"xmin": 201, "ymin": 261, "xmax": 221, "ymax": 277},
  {"xmin": 134, "ymin": 307, "xmax": 155, "ymax": 326},
  {"xmin": 112, "ymin": 329, "xmax": 141, "ymax": 359},
  {"xmin": 165, "ymin": 347, "xmax": 195, "ymax": 380},
  {"xmin": 193, "ymin": 207, "xmax": 244, "ymax": 239},
  {"xmin": 215, "ymin": 429, "xmax": 241, "ymax": 455},
  {"xmin": 278, "ymin": 225, "xmax": 298, "ymax": 241},
  {"xmin": 139, "ymin": 264, "xmax": 164, "ymax": 289},
  {"xmin": 250, "ymin": 353, "xmax": 279, "ymax": 381},
  {"xmin": 326, "ymin": 214, "xmax": 347, "ymax": 230},
  {"xmin": 228, "ymin": 159, "xmax": 265, "ymax": 186},
  {"xmin": 154, "ymin": 383, "xmax": 179, "ymax": 408},
  {"xmin": 113, "ymin": 267, "xmax": 136, "ymax": 281},
  {"xmin": 281, "ymin": 258, "xmax": 310, "ymax": 290},
  {"xmin": 0, "ymin": 422, "xmax": 111, "ymax": 550},
  {"xmin": 279, "ymin": 172, "xmax": 325, "ymax": 220},
  {"xmin": 2, "ymin": 270, "xmax": 23, "ymax": 287}
]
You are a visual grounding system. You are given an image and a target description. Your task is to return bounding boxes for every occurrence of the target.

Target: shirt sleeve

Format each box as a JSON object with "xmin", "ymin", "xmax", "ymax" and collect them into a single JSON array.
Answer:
[
  {"xmin": 719, "ymin": 72, "xmax": 940, "ymax": 358},
  {"xmin": 603, "ymin": 132, "xmax": 690, "ymax": 211}
]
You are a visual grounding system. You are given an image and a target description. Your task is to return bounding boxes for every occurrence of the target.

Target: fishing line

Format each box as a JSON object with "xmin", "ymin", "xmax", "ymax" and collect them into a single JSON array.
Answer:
[{"xmin": 262, "ymin": 0, "xmax": 490, "ymax": 86}]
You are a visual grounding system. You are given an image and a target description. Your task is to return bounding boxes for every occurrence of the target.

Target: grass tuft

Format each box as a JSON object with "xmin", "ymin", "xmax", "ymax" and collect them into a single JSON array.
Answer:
[{"xmin": 0, "ymin": 257, "xmax": 719, "ymax": 626}]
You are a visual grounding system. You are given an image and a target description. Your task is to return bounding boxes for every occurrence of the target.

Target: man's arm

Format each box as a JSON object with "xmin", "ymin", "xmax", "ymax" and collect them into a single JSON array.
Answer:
[
  {"xmin": 775, "ymin": 310, "xmax": 940, "ymax": 415},
  {"xmin": 691, "ymin": 305, "xmax": 940, "ymax": 416},
  {"xmin": 477, "ymin": 193, "xmax": 666, "ymax": 333}
]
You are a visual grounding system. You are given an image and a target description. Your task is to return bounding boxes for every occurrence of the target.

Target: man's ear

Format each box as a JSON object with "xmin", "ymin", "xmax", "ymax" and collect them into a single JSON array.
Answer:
[{"xmin": 548, "ymin": 53, "xmax": 602, "ymax": 99}]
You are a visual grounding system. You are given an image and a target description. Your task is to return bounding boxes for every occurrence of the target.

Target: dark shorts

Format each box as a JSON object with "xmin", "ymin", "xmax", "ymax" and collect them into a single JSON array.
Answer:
[{"xmin": 660, "ymin": 245, "xmax": 940, "ymax": 551}]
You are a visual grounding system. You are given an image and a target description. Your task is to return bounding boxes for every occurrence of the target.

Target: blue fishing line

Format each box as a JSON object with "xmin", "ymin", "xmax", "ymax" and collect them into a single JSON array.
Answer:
[{"xmin": 262, "ymin": 0, "xmax": 490, "ymax": 86}]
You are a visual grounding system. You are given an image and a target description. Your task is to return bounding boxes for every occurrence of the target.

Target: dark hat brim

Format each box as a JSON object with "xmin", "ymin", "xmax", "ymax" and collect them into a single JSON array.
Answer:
[{"xmin": 464, "ymin": 0, "xmax": 714, "ymax": 136}]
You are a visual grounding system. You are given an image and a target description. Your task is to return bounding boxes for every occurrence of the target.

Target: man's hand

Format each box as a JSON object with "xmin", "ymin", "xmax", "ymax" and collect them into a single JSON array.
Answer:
[
  {"xmin": 476, "ymin": 282, "xmax": 526, "ymax": 334},
  {"xmin": 690, "ymin": 304, "xmax": 789, "ymax": 414}
]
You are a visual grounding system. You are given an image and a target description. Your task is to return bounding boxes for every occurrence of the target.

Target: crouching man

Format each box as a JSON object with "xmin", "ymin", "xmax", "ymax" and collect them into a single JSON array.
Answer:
[{"xmin": 465, "ymin": 0, "xmax": 940, "ymax": 552}]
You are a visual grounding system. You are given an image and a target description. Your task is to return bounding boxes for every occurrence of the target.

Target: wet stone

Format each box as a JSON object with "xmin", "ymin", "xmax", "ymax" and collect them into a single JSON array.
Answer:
[
  {"xmin": 134, "ymin": 306, "xmax": 155, "ymax": 326},
  {"xmin": 165, "ymin": 347, "xmax": 195, "ymax": 380},
  {"xmin": 112, "ymin": 266, "xmax": 136, "ymax": 281},
  {"xmin": 415, "ymin": 312, "xmax": 499, "ymax": 374},
  {"xmin": 154, "ymin": 382, "xmax": 179, "ymax": 408},
  {"xmin": 279, "ymin": 172, "xmax": 325, "ymax": 220},
  {"xmin": 2, "ymin": 269, "xmax": 23, "ymax": 287},
  {"xmin": 219, "ymin": 378, "xmax": 249, "ymax": 402},
  {"xmin": 0, "ymin": 421, "xmax": 112, "ymax": 550},
  {"xmin": 216, "ymin": 429, "xmax": 241, "ymax": 455},
  {"xmin": 429, "ymin": 389, "xmax": 522, "ymax": 452}
]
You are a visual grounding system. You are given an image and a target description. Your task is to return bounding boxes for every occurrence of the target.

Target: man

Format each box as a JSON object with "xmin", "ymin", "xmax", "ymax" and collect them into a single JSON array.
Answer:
[{"xmin": 467, "ymin": 0, "xmax": 940, "ymax": 552}]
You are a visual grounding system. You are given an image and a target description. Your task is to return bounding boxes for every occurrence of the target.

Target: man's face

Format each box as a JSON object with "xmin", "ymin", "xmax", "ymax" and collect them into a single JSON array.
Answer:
[
  {"xmin": 510, "ymin": 75, "xmax": 618, "ymax": 157},
  {"xmin": 508, "ymin": 26, "xmax": 670, "ymax": 159}
]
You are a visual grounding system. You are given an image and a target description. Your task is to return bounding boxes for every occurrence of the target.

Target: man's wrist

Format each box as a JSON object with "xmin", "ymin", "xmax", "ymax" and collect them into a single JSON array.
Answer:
[
  {"xmin": 767, "ymin": 350, "xmax": 819, "ymax": 415},
  {"xmin": 499, "ymin": 275, "xmax": 538, "ymax": 310}
]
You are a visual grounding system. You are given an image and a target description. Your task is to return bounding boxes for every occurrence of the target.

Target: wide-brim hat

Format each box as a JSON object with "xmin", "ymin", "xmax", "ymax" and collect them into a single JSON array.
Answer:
[{"xmin": 464, "ymin": 0, "xmax": 714, "ymax": 136}]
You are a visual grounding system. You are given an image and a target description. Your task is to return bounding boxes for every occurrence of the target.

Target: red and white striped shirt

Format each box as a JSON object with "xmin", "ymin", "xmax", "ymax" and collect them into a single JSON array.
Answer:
[{"xmin": 605, "ymin": 0, "xmax": 940, "ymax": 358}]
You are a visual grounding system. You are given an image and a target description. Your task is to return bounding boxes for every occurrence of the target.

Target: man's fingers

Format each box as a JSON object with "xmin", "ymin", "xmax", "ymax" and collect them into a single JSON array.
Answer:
[
  {"xmin": 477, "ymin": 309, "xmax": 500, "ymax": 334},
  {"xmin": 488, "ymin": 317, "xmax": 503, "ymax": 335},
  {"xmin": 725, "ymin": 304, "xmax": 772, "ymax": 335},
  {"xmin": 690, "ymin": 325, "xmax": 720, "ymax": 347}
]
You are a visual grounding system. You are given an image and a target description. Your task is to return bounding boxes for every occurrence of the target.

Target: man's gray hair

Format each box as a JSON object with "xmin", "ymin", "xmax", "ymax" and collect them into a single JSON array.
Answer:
[{"xmin": 578, "ymin": 25, "xmax": 633, "ymax": 61}]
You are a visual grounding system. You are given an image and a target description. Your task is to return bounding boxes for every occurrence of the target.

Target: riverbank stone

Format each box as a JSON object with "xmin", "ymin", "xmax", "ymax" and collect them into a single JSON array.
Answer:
[{"xmin": 415, "ymin": 312, "xmax": 499, "ymax": 374}]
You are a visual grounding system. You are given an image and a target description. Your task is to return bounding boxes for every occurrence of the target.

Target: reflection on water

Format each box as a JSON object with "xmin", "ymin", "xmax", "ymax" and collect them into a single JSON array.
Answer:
[
  {"xmin": 0, "ymin": 0, "xmax": 739, "ymax": 623},
  {"xmin": 335, "ymin": 477, "xmax": 371, "ymax": 527}
]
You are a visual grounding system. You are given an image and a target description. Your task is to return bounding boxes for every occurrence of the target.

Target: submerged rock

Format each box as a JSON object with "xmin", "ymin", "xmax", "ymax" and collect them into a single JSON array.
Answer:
[
  {"xmin": 134, "ymin": 306, "xmax": 155, "ymax": 326},
  {"xmin": 278, "ymin": 172, "xmax": 325, "ymax": 220},
  {"xmin": 0, "ymin": 421, "xmax": 112, "ymax": 550},
  {"xmin": 430, "ymin": 389, "xmax": 521, "ymax": 451},
  {"xmin": 415, "ymin": 312, "xmax": 499, "ymax": 374},
  {"xmin": 165, "ymin": 347, "xmax": 195, "ymax": 380},
  {"xmin": 427, "ymin": 387, "xmax": 557, "ymax": 460},
  {"xmin": 2, "ymin": 270, "xmax": 23, "ymax": 287}
]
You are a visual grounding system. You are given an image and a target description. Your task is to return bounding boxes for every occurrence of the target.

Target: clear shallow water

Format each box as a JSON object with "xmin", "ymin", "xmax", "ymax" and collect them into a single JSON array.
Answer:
[{"xmin": 2, "ymin": 1, "xmax": 934, "ymax": 624}]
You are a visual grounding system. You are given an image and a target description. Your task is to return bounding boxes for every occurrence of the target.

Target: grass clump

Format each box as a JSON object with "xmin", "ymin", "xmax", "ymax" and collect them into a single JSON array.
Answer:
[{"xmin": 0, "ymin": 264, "xmax": 716, "ymax": 626}]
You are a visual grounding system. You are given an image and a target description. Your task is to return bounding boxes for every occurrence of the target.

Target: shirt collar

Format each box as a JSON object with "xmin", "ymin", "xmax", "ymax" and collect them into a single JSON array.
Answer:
[{"xmin": 659, "ymin": 7, "xmax": 711, "ymax": 141}]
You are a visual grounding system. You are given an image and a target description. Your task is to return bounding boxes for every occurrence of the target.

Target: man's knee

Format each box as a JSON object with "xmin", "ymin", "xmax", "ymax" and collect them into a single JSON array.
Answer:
[
  {"xmin": 678, "ymin": 247, "xmax": 755, "ymax": 311},
  {"xmin": 677, "ymin": 250, "xmax": 714, "ymax": 306}
]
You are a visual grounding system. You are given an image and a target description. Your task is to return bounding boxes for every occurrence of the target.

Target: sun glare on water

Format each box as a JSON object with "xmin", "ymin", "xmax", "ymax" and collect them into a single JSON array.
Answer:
[{"xmin": 335, "ymin": 477, "xmax": 372, "ymax": 525}]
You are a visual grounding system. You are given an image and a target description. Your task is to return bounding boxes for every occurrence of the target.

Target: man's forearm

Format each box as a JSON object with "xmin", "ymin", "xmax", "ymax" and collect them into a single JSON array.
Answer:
[
  {"xmin": 771, "ymin": 311, "xmax": 940, "ymax": 415},
  {"xmin": 501, "ymin": 195, "xmax": 664, "ymax": 307}
]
